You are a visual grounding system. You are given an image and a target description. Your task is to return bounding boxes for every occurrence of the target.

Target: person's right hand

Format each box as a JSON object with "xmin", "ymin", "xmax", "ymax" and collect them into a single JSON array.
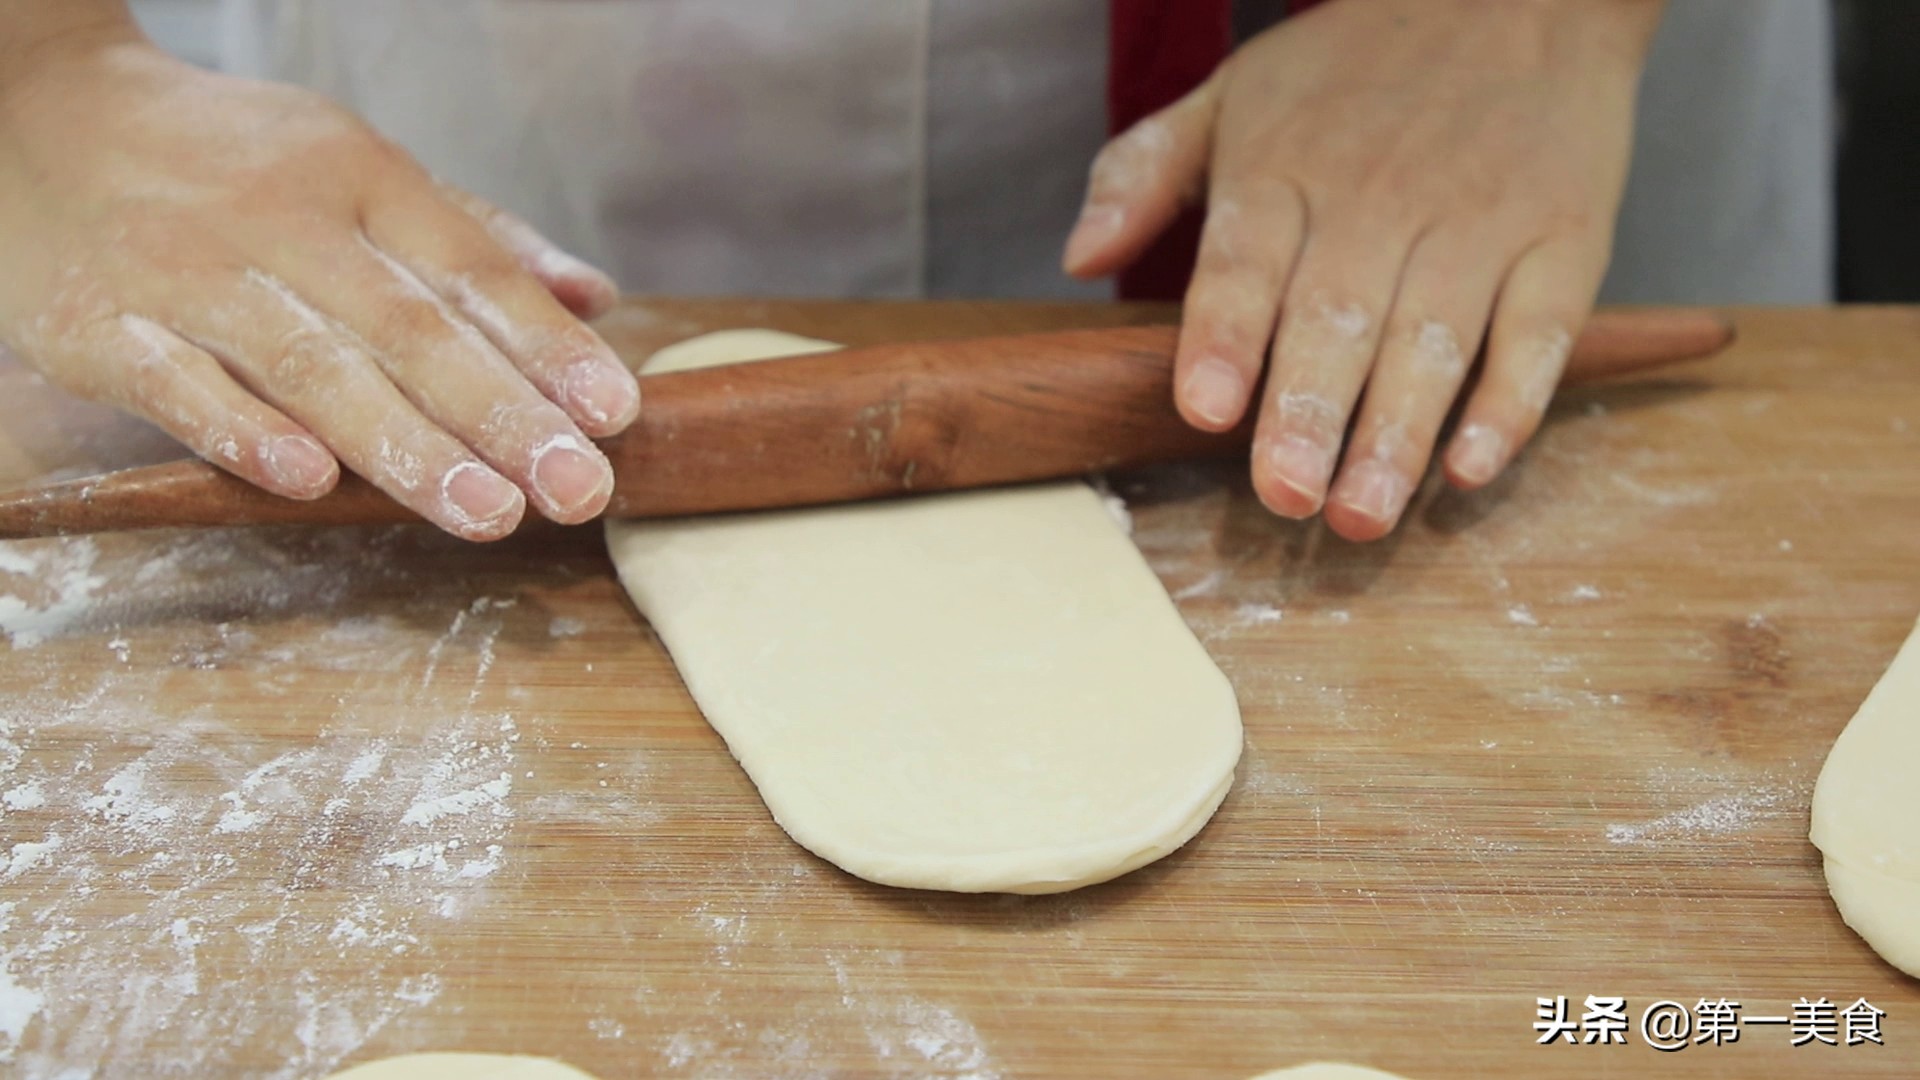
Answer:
[{"xmin": 0, "ymin": 27, "xmax": 640, "ymax": 540}]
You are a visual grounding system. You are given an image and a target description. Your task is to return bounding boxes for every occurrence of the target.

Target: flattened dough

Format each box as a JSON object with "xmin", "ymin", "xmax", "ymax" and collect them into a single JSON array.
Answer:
[
  {"xmin": 606, "ymin": 330, "xmax": 1242, "ymax": 893},
  {"xmin": 1244, "ymin": 1060, "xmax": 1413, "ymax": 1068},
  {"xmin": 323, "ymin": 1053, "xmax": 600, "ymax": 1079},
  {"xmin": 1811, "ymin": 613, "xmax": 1920, "ymax": 977}
]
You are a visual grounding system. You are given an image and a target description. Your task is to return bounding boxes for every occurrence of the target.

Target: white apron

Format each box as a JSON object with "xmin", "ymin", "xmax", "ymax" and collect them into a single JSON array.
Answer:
[
  {"xmin": 217, "ymin": 0, "xmax": 1113, "ymax": 300},
  {"xmin": 212, "ymin": 0, "xmax": 1831, "ymax": 303}
]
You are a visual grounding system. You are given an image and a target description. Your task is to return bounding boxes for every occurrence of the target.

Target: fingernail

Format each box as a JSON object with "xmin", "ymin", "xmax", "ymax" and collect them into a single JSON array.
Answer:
[
  {"xmin": 264, "ymin": 434, "xmax": 335, "ymax": 492},
  {"xmin": 1182, "ymin": 358, "xmax": 1246, "ymax": 427},
  {"xmin": 531, "ymin": 436, "xmax": 613, "ymax": 516},
  {"xmin": 1336, "ymin": 459, "xmax": 1410, "ymax": 527},
  {"xmin": 563, "ymin": 358, "xmax": 640, "ymax": 428},
  {"xmin": 1263, "ymin": 435, "xmax": 1334, "ymax": 510},
  {"xmin": 1063, "ymin": 204, "xmax": 1125, "ymax": 272},
  {"xmin": 1451, "ymin": 423, "xmax": 1509, "ymax": 487},
  {"xmin": 443, "ymin": 462, "xmax": 523, "ymax": 531}
]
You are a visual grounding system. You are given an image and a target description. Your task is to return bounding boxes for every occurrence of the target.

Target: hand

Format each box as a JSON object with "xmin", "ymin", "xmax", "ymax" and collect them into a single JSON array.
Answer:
[
  {"xmin": 1065, "ymin": 0, "xmax": 1664, "ymax": 540},
  {"xmin": 0, "ymin": 26, "xmax": 638, "ymax": 540}
]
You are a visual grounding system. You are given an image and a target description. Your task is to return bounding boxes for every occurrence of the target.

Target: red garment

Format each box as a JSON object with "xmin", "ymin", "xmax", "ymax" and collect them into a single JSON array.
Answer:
[
  {"xmin": 1106, "ymin": 0, "xmax": 1232, "ymax": 300},
  {"xmin": 1105, "ymin": 0, "xmax": 1328, "ymax": 299}
]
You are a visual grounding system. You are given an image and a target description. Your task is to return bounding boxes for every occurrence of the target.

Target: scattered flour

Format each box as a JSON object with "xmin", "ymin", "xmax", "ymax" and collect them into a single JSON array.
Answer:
[
  {"xmin": 0, "ymin": 538, "xmax": 108, "ymax": 649},
  {"xmin": 4, "ymin": 836, "xmax": 62, "ymax": 879},
  {"xmin": 1088, "ymin": 477, "xmax": 1133, "ymax": 536},
  {"xmin": 3, "ymin": 783, "xmax": 45, "ymax": 811},
  {"xmin": 0, "ymin": 529, "xmax": 555, "ymax": 1076},
  {"xmin": 832, "ymin": 958, "xmax": 1002, "ymax": 1080},
  {"xmin": 1234, "ymin": 602, "xmax": 1284, "ymax": 627},
  {"xmin": 399, "ymin": 773, "xmax": 513, "ymax": 827},
  {"xmin": 81, "ymin": 759, "xmax": 179, "ymax": 829},
  {"xmin": 1606, "ymin": 788, "xmax": 1788, "ymax": 846},
  {"xmin": 1170, "ymin": 570, "xmax": 1227, "ymax": 602}
]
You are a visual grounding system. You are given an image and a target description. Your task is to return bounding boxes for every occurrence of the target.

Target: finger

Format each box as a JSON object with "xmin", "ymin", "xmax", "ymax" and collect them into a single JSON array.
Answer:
[
  {"xmin": 1443, "ymin": 234, "xmax": 1606, "ymax": 490},
  {"xmin": 178, "ymin": 269, "xmax": 526, "ymax": 541},
  {"xmin": 437, "ymin": 183, "xmax": 621, "ymax": 320},
  {"xmin": 365, "ymin": 182, "xmax": 640, "ymax": 437},
  {"xmin": 1249, "ymin": 224, "xmax": 1414, "ymax": 518},
  {"xmin": 95, "ymin": 314, "xmax": 339, "ymax": 499},
  {"xmin": 1171, "ymin": 182, "xmax": 1306, "ymax": 431},
  {"xmin": 1063, "ymin": 74, "xmax": 1221, "ymax": 279},
  {"xmin": 278, "ymin": 235, "xmax": 615, "ymax": 524},
  {"xmin": 1322, "ymin": 230, "xmax": 1503, "ymax": 540}
]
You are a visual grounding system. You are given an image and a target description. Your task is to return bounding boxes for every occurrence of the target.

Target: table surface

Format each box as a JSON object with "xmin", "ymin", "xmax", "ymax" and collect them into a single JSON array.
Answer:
[{"xmin": 1, "ymin": 300, "xmax": 1916, "ymax": 1079}]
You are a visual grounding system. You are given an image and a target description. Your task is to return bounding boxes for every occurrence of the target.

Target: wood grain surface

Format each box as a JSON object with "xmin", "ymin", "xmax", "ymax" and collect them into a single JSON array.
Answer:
[{"xmin": 1, "ymin": 299, "xmax": 1916, "ymax": 1079}]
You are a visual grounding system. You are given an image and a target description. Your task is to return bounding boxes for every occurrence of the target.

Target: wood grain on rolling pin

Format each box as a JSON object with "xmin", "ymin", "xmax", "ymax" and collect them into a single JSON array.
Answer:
[{"xmin": 0, "ymin": 307, "xmax": 1732, "ymax": 538}]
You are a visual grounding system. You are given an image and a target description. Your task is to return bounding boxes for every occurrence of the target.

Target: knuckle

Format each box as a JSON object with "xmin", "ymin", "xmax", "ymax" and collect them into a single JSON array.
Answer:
[
  {"xmin": 1182, "ymin": 317, "xmax": 1258, "ymax": 370},
  {"xmin": 1399, "ymin": 318, "xmax": 1471, "ymax": 382},
  {"xmin": 1191, "ymin": 238, "xmax": 1249, "ymax": 282},
  {"xmin": 453, "ymin": 260, "xmax": 531, "ymax": 309},
  {"xmin": 1288, "ymin": 288, "xmax": 1376, "ymax": 347},
  {"xmin": 1537, "ymin": 205, "xmax": 1603, "ymax": 240},
  {"xmin": 1090, "ymin": 122, "xmax": 1170, "ymax": 197},
  {"xmin": 124, "ymin": 354, "xmax": 182, "ymax": 413},
  {"xmin": 476, "ymin": 397, "xmax": 562, "ymax": 449},
  {"xmin": 267, "ymin": 327, "xmax": 359, "ymax": 392},
  {"xmin": 541, "ymin": 323, "xmax": 612, "ymax": 366},
  {"xmin": 372, "ymin": 291, "xmax": 461, "ymax": 351},
  {"xmin": 369, "ymin": 430, "xmax": 443, "ymax": 495},
  {"xmin": 1188, "ymin": 281, "xmax": 1271, "ymax": 347},
  {"xmin": 1356, "ymin": 412, "xmax": 1428, "ymax": 470},
  {"xmin": 449, "ymin": 188, "xmax": 506, "ymax": 228},
  {"xmin": 1514, "ymin": 361, "xmax": 1565, "ymax": 416},
  {"xmin": 537, "ymin": 331, "xmax": 617, "ymax": 385},
  {"xmin": 1269, "ymin": 385, "xmax": 1346, "ymax": 445}
]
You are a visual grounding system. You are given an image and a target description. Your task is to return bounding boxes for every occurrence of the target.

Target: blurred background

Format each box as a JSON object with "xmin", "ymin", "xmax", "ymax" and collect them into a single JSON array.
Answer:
[{"xmin": 127, "ymin": 0, "xmax": 1918, "ymax": 304}]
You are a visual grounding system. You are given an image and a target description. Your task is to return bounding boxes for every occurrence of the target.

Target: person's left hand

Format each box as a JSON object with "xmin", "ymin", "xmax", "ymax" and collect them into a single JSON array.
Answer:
[{"xmin": 1064, "ymin": 0, "xmax": 1665, "ymax": 541}]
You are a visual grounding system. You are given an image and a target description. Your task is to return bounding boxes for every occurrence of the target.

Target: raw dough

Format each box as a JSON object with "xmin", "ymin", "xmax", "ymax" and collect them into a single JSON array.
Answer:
[
  {"xmin": 605, "ymin": 330, "xmax": 1242, "ymax": 893},
  {"xmin": 1811, "ymin": 613, "xmax": 1920, "ymax": 977},
  {"xmin": 1244, "ymin": 1060, "xmax": 1413, "ymax": 1068},
  {"xmin": 323, "ymin": 1053, "xmax": 600, "ymax": 1080}
]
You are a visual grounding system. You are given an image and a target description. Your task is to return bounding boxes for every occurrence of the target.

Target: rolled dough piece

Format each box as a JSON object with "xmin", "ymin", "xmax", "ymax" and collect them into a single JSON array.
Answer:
[
  {"xmin": 322, "ymin": 1053, "xmax": 600, "ymax": 1079},
  {"xmin": 1811, "ymin": 613, "xmax": 1920, "ymax": 977},
  {"xmin": 605, "ymin": 330, "xmax": 1242, "ymax": 893},
  {"xmin": 1246, "ymin": 1066, "xmax": 1412, "ymax": 1079}
]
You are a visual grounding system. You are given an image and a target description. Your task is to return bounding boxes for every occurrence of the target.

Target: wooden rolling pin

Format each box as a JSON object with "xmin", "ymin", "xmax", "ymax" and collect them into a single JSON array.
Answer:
[{"xmin": 0, "ymin": 308, "xmax": 1733, "ymax": 539}]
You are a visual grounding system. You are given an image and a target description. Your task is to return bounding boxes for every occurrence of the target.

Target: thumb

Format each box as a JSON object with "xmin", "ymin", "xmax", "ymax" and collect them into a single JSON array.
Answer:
[{"xmin": 1062, "ymin": 73, "xmax": 1221, "ymax": 279}]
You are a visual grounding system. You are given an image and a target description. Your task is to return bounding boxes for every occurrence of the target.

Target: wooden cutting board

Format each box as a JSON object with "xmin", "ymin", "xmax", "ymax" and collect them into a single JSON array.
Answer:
[{"xmin": 1, "ymin": 300, "xmax": 1916, "ymax": 1079}]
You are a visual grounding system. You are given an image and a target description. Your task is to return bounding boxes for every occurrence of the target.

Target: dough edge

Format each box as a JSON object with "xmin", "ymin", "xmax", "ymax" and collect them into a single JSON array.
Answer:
[
  {"xmin": 322, "ymin": 1052, "xmax": 599, "ymax": 1080},
  {"xmin": 1809, "ymin": 614, "xmax": 1920, "ymax": 978},
  {"xmin": 748, "ymin": 753, "xmax": 1238, "ymax": 895},
  {"xmin": 1822, "ymin": 856, "xmax": 1920, "ymax": 978},
  {"xmin": 1245, "ymin": 1064, "xmax": 1412, "ymax": 1079}
]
